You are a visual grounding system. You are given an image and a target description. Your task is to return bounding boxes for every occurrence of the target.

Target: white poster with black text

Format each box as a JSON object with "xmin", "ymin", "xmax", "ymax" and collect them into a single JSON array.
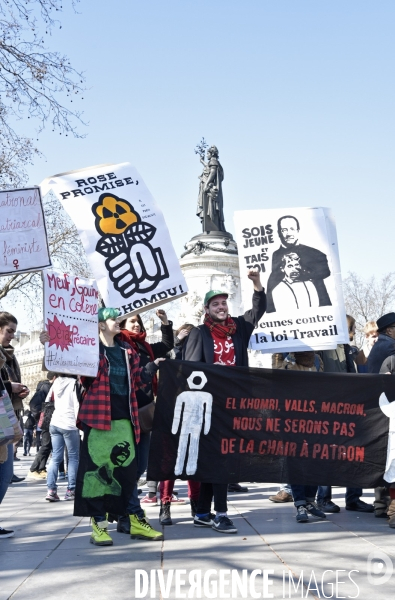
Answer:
[
  {"xmin": 41, "ymin": 163, "xmax": 187, "ymax": 317},
  {"xmin": 0, "ymin": 187, "xmax": 51, "ymax": 275},
  {"xmin": 234, "ymin": 207, "xmax": 348, "ymax": 353}
]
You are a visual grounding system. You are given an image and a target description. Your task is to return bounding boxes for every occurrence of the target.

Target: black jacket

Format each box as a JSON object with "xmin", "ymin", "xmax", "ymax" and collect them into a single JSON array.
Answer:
[
  {"xmin": 380, "ymin": 355, "xmax": 395, "ymax": 374},
  {"xmin": 29, "ymin": 380, "xmax": 52, "ymax": 419},
  {"xmin": 184, "ymin": 290, "xmax": 266, "ymax": 367},
  {"xmin": 368, "ymin": 333, "xmax": 395, "ymax": 374},
  {"xmin": 319, "ymin": 344, "xmax": 356, "ymax": 374},
  {"xmin": 24, "ymin": 412, "xmax": 36, "ymax": 430},
  {"xmin": 135, "ymin": 322, "xmax": 174, "ymax": 408}
]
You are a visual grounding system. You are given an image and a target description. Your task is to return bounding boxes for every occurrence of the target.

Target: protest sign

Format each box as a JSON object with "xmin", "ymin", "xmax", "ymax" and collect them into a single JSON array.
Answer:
[
  {"xmin": 0, "ymin": 187, "xmax": 51, "ymax": 275},
  {"xmin": 148, "ymin": 360, "xmax": 391, "ymax": 488},
  {"xmin": 41, "ymin": 164, "xmax": 187, "ymax": 317},
  {"xmin": 233, "ymin": 207, "xmax": 348, "ymax": 352},
  {"xmin": 43, "ymin": 269, "xmax": 99, "ymax": 377}
]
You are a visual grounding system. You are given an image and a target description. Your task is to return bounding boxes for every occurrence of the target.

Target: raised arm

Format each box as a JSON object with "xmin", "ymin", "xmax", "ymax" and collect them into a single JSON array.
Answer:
[{"xmin": 242, "ymin": 269, "xmax": 266, "ymax": 327}]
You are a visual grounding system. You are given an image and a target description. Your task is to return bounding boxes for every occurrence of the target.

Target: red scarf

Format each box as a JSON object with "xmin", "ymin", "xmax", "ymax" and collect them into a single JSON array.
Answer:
[
  {"xmin": 119, "ymin": 330, "xmax": 157, "ymax": 395},
  {"xmin": 204, "ymin": 315, "xmax": 237, "ymax": 339}
]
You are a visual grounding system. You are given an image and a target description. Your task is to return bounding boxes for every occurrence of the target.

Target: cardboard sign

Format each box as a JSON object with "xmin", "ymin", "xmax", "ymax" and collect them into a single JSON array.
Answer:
[
  {"xmin": 41, "ymin": 163, "xmax": 187, "ymax": 316},
  {"xmin": 43, "ymin": 269, "xmax": 99, "ymax": 377},
  {"xmin": 0, "ymin": 187, "xmax": 51, "ymax": 274},
  {"xmin": 234, "ymin": 207, "xmax": 348, "ymax": 352}
]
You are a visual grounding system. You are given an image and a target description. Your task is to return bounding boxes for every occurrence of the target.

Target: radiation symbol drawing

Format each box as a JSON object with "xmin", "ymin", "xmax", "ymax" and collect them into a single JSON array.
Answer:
[{"xmin": 92, "ymin": 193, "xmax": 169, "ymax": 297}]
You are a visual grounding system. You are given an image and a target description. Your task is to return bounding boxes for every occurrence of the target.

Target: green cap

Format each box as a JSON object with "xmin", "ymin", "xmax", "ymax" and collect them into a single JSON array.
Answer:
[{"xmin": 204, "ymin": 290, "xmax": 228, "ymax": 306}]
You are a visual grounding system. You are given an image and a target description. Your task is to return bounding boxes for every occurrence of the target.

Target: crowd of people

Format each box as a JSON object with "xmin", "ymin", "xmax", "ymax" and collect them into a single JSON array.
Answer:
[{"xmin": 1, "ymin": 271, "xmax": 395, "ymax": 544}]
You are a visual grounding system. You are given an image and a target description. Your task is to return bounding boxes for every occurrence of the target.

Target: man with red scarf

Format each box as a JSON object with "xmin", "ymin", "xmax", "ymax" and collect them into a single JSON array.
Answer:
[{"xmin": 184, "ymin": 269, "xmax": 266, "ymax": 533}]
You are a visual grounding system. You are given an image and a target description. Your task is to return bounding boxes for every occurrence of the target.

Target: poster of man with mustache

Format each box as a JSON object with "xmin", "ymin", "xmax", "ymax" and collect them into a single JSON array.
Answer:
[{"xmin": 234, "ymin": 207, "xmax": 349, "ymax": 353}]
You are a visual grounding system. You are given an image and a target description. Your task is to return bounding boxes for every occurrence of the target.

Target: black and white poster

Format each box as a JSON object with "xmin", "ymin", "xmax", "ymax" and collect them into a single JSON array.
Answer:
[
  {"xmin": 234, "ymin": 207, "xmax": 348, "ymax": 352},
  {"xmin": 147, "ymin": 360, "xmax": 391, "ymax": 488},
  {"xmin": 41, "ymin": 163, "xmax": 187, "ymax": 317}
]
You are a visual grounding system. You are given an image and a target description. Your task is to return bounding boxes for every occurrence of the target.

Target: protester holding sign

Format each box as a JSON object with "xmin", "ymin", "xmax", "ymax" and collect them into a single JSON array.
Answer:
[
  {"xmin": 0, "ymin": 362, "xmax": 23, "ymax": 538},
  {"xmin": 282, "ymin": 352, "xmax": 326, "ymax": 523},
  {"xmin": 0, "ymin": 312, "xmax": 30, "ymax": 483},
  {"xmin": 116, "ymin": 309, "xmax": 174, "ymax": 537},
  {"xmin": 269, "ymin": 352, "xmax": 323, "ymax": 508},
  {"xmin": 0, "ymin": 312, "xmax": 30, "ymax": 415},
  {"xmin": 159, "ymin": 323, "xmax": 199, "ymax": 527},
  {"xmin": 378, "ymin": 359, "xmax": 395, "ymax": 528},
  {"xmin": 317, "ymin": 319, "xmax": 374, "ymax": 514},
  {"xmin": 183, "ymin": 269, "xmax": 265, "ymax": 534},
  {"xmin": 368, "ymin": 312, "xmax": 395, "ymax": 523},
  {"xmin": 74, "ymin": 307, "xmax": 164, "ymax": 547}
]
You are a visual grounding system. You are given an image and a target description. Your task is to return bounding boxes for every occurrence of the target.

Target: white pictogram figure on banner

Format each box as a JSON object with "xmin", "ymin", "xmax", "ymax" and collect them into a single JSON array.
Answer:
[
  {"xmin": 379, "ymin": 393, "xmax": 395, "ymax": 482},
  {"xmin": 171, "ymin": 371, "xmax": 212, "ymax": 476}
]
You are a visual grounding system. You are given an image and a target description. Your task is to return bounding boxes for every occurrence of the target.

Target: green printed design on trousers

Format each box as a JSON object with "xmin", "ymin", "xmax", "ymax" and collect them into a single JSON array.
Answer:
[{"xmin": 82, "ymin": 419, "xmax": 135, "ymax": 498}]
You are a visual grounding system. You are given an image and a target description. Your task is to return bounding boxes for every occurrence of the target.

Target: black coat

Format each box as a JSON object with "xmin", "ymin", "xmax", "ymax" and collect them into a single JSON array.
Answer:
[
  {"xmin": 319, "ymin": 344, "xmax": 356, "ymax": 374},
  {"xmin": 368, "ymin": 333, "xmax": 395, "ymax": 373},
  {"xmin": 135, "ymin": 322, "xmax": 174, "ymax": 407},
  {"xmin": 380, "ymin": 355, "xmax": 395, "ymax": 374},
  {"xmin": 24, "ymin": 412, "xmax": 36, "ymax": 430},
  {"xmin": 29, "ymin": 380, "xmax": 52, "ymax": 419},
  {"xmin": 184, "ymin": 291, "xmax": 267, "ymax": 367}
]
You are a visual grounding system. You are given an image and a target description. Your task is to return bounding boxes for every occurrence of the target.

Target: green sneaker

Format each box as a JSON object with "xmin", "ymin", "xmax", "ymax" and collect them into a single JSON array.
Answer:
[
  {"xmin": 90, "ymin": 518, "xmax": 113, "ymax": 546},
  {"xmin": 130, "ymin": 514, "xmax": 163, "ymax": 541}
]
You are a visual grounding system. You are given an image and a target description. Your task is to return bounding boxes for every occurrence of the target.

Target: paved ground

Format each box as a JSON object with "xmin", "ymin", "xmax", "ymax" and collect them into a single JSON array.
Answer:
[{"xmin": 1, "ymin": 452, "xmax": 394, "ymax": 600}]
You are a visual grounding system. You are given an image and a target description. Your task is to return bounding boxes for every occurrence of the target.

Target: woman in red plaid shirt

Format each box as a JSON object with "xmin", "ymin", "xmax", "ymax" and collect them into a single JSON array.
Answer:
[{"xmin": 74, "ymin": 307, "xmax": 164, "ymax": 546}]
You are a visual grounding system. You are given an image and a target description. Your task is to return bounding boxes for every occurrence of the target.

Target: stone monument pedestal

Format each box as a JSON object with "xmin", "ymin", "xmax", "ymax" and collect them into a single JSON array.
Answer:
[{"xmin": 178, "ymin": 231, "xmax": 242, "ymax": 326}]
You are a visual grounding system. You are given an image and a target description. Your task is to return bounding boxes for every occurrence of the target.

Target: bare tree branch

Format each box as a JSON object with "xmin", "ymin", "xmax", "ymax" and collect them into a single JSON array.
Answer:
[
  {"xmin": 0, "ymin": 0, "xmax": 86, "ymax": 136},
  {"xmin": 343, "ymin": 271, "xmax": 395, "ymax": 344},
  {"xmin": 0, "ymin": 1, "xmax": 86, "ymax": 189}
]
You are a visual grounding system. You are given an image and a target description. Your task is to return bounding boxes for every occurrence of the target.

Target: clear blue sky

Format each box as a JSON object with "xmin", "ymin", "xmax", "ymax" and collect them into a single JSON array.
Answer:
[{"xmin": 21, "ymin": 0, "xmax": 395, "ymax": 282}]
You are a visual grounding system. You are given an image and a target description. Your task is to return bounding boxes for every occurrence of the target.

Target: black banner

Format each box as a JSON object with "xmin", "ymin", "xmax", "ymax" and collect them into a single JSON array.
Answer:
[{"xmin": 147, "ymin": 361, "xmax": 394, "ymax": 487}]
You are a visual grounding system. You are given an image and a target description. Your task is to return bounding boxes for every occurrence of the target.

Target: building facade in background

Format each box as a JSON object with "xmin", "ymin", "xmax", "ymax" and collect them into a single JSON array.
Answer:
[{"xmin": 13, "ymin": 331, "xmax": 45, "ymax": 403}]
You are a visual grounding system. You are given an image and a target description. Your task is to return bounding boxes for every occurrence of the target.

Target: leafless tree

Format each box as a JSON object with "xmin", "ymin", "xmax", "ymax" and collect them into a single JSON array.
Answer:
[
  {"xmin": 0, "ymin": 125, "xmax": 41, "ymax": 189},
  {"xmin": 343, "ymin": 271, "xmax": 395, "ymax": 344},
  {"xmin": 0, "ymin": 0, "xmax": 86, "ymax": 188},
  {"xmin": 0, "ymin": 1, "xmax": 87, "ymax": 317}
]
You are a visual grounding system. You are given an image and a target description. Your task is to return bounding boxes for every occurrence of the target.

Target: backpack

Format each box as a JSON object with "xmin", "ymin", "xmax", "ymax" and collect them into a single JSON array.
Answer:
[
  {"xmin": 29, "ymin": 381, "xmax": 51, "ymax": 419},
  {"xmin": 37, "ymin": 392, "xmax": 55, "ymax": 432},
  {"xmin": 74, "ymin": 379, "xmax": 85, "ymax": 404}
]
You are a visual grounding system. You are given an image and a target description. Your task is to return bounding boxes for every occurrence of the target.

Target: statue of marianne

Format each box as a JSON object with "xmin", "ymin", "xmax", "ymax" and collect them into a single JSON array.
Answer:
[{"xmin": 196, "ymin": 145, "xmax": 226, "ymax": 233}]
